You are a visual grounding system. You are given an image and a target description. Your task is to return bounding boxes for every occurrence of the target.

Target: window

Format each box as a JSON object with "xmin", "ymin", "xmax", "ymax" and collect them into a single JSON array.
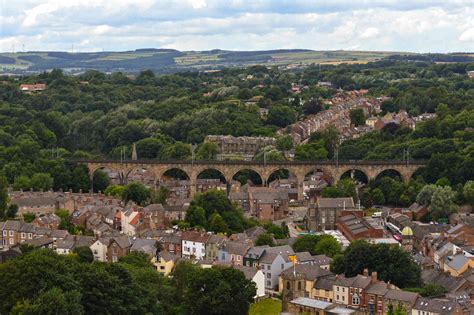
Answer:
[
  {"xmin": 21, "ymin": 233, "xmax": 26, "ymax": 239},
  {"xmin": 281, "ymin": 263, "xmax": 284, "ymax": 269},
  {"xmin": 267, "ymin": 273, "xmax": 271, "ymax": 279},
  {"xmin": 337, "ymin": 287, "xmax": 339, "ymax": 292},
  {"xmin": 298, "ymin": 282, "xmax": 302, "ymax": 290},
  {"xmin": 342, "ymin": 288, "xmax": 345, "ymax": 292},
  {"xmin": 337, "ymin": 295, "xmax": 340, "ymax": 300},
  {"xmin": 9, "ymin": 231, "xmax": 14, "ymax": 236},
  {"xmin": 286, "ymin": 281, "xmax": 291, "ymax": 290},
  {"xmin": 28, "ymin": 233, "xmax": 32, "ymax": 239},
  {"xmin": 342, "ymin": 296, "xmax": 345, "ymax": 302},
  {"xmin": 2, "ymin": 231, "xmax": 6, "ymax": 236},
  {"xmin": 267, "ymin": 265, "xmax": 270, "ymax": 270},
  {"xmin": 352, "ymin": 294, "xmax": 360, "ymax": 305},
  {"xmin": 266, "ymin": 280, "xmax": 271, "ymax": 286},
  {"xmin": 9, "ymin": 238, "xmax": 14, "ymax": 245}
]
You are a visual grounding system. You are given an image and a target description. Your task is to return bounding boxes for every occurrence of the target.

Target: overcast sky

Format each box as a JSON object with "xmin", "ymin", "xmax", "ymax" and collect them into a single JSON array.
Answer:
[{"xmin": 1, "ymin": 0, "xmax": 473, "ymax": 53}]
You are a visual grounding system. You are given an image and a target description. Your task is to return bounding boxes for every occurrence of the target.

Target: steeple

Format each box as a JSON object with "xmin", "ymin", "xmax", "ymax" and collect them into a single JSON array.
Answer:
[{"xmin": 131, "ymin": 142, "xmax": 137, "ymax": 160}]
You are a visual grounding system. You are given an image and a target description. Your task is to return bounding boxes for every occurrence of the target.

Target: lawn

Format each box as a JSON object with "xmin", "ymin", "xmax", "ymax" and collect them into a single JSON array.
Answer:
[{"xmin": 249, "ymin": 298, "xmax": 282, "ymax": 315}]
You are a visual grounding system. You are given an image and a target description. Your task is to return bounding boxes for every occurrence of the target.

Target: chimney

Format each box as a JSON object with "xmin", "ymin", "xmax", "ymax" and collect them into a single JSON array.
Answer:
[
  {"xmin": 363, "ymin": 268, "xmax": 369, "ymax": 277},
  {"xmin": 371, "ymin": 271, "xmax": 377, "ymax": 283}
]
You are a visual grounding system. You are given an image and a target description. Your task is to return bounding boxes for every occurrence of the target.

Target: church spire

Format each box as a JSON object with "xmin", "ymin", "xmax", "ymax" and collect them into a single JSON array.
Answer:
[{"xmin": 131, "ymin": 142, "xmax": 137, "ymax": 160}]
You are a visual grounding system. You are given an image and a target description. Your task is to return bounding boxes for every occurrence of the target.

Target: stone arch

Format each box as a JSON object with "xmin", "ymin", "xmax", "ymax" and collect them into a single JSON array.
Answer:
[
  {"xmin": 303, "ymin": 168, "xmax": 335, "ymax": 185},
  {"xmin": 125, "ymin": 166, "xmax": 157, "ymax": 187},
  {"xmin": 374, "ymin": 168, "xmax": 404, "ymax": 182},
  {"xmin": 266, "ymin": 167, "xmax": 298, "ymax": 185},
  {"xmin": 338, "ymin": 168, "xmax": 369, "ymax": 184},
  {"xmin": 196, "ymin": 167, "xmax": 228, "ymax": 183},
  {"xmin": 90, "ymin": 165, "xmax": 126, "ymax": 187},
  {"xmin": 160, "ymin": 167, "xmax": 191, "ymax": 181},
  {"xmin": 231, "ymin": 168, "xmax": 264, "ymax": 186}
]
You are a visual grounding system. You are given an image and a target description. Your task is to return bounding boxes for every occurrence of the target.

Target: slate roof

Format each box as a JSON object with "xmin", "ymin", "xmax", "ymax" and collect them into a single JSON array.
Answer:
[
  {"xmin": 313, "ymin": 277, "xmax": 336, "ymax": 290},
  {"xmin": 282, "ymin": 264, "xmax": 332, "ymax": 281},
  {"xmin": 222, "ymin": 241, "xmax": 250, "ymax": 256},
  {"xmin": 159, "ymin": 250, "xmax": 178, "ymax": 262},
  {"xmin": 24, "ymin": 235, "xmax": 53, "ymax": 247},
  {"xmin": 413, "ymin": 297, "xmax": 458, "ymax": 313},
  {"xmin": 422, "ymin": 269, "xmax": 466, "ymax": 293},
  {"xmin": 290, "ymin": 297, "xmax": 332, "ymax": 310},
  {"xmin": 131, "ymin": 238, "xmax": 157, "ymax": 256},
  {"xmin": 233, "ymin": 265, "xmax": 259, "ymax": 280},
  {"xmin": 446, "ymin": 254, "xmax": 469, "ymax": 271},
  {"xmin": 385, "ymin": 289, "xmax": 419, "ymax": 303},
  {"xmin": 317, "ymin": 198, "xmax": 355, "ymax": 209}
]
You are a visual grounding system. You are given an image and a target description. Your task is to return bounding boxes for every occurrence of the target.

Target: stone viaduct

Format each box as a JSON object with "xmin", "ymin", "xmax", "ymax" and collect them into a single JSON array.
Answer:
[{"xmin": 80, "ymin": 160, "xmax": 427, "ymax": 201}]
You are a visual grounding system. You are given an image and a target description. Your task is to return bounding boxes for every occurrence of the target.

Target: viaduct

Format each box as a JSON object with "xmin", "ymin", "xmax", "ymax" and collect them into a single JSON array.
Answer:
[{"xmin": 80, "ymin": 160, "xmax": 427, "ymax": 201}]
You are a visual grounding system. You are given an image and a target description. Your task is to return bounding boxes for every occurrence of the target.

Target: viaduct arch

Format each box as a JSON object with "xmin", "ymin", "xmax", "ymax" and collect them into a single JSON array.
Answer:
[{"xmin": 84, "ymin": 160, "xmax": 426, "ymax": 201}]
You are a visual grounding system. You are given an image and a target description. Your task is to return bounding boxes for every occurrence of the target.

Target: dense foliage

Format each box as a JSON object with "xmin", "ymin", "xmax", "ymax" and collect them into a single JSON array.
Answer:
[
  {"xmin": 330, "ymin": 240, "xmax": 422, "ymax": 288},
  {"xmin": 0, "ymin": 249, "xmax": 256, "ymax": 315}
]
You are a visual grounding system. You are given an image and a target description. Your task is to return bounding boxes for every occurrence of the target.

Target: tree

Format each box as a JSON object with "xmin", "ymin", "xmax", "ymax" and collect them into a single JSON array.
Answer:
[
  {"xmin": 182, "ymin": 265, "xmax": 256, "ymax": 315},
  {"xmin": 463, "ymin": 181, "xmax": 474, "ymax": 210},
  {"xmin": 276, "ymin": 135, "xmax": 293, "ymax": 151},
  {"xmin": 267, "ymin": 105, "xmax": 296, "ymax": 127},
  {"xmin": 314, "ymin": 235, "xmax": 342, "ymax": 258},
  {"xmin": 160, "ymin": 142, "xmax": 192, "ymax": 160},
  {"xmin": 122, "ymin": 182, "xmax": 150, "ymax": 206},
  {"xmin": 371, "ymin": 188, "xmax": 386, "ymax": 205},
  {"xmin": 13, "ymin": 175, "xmax": 30, "ymax": 191},
  {"xmin": 5, "ymin": 204, "xmax": 18, "ymax": 219},
  {"xmin": 136, "ymin": 137, "xmax": 168, "ymax": 159},
  {"xmin": 292, "ymin": 235, "xmax": 321, "ymax": 254},
  {"xmin": 196, "ymin": 142, "xmax": 218, "ymax": 160},
  {"xmin": 185, "ymin": 206, "xmax": 207, "ymax": 228},
  {"xmin": 104, "ymin": 185, "xmax": 125, "ymax": 198},
  {"xmin": 339, "ymin": 240, "xmax": 421, "ymax": 288},
  {"xmin": 23, "ymin": 212, "xmax": 36, "ymax": 223},
  {"xmin": 0, "ymin": 175, "xmax": 8, "ymax": 218},
  {"xmin": 349, "ymin": 108, "xmax": 366, "ymax": 126},
  {"xmin": 73, "ymin": 246, "xmax": 94, "ymax": 263},
  {"xmin": 429, "ymin": 186, "xmax": 458, "ymax": 221},
  {"xmin": 208, "ymin": 213, "xmax": 228, "ymax": 234},
  {"xmin": 303, "ymin": 98, "xmax": 323, "ymax": 115},
  {"xmin": 92, "ymin": 170, "xmax": 110, "ymax": 193},
  {"xmin": 255, "ymin": 233, "xmax": 275, "ymax": 246},
  {"xmin": 30, "ymin": 173, "xmax": 53, "ymax": 191},
  {"xmin": 416, "ymin": 185, "xmax": 438, "ymax": 206},
  {"xmin": 152, "ymin": 186, "xmax": 169, "ymax": 205}
]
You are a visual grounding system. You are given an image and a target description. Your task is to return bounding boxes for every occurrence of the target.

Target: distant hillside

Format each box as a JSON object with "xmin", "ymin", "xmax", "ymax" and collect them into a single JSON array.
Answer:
[{"xmin": 0, "ymin": 48, "xmax": 471, "ymax": 74}]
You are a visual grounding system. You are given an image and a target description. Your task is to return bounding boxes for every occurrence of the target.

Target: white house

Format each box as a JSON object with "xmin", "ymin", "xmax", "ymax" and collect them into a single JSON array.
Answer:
[
  {"xmin": 256, "ymin": 245, "xmax": 294, "ymax": 290},
  {"xmin": 121, "ymin": 206, "xmax": 141, "ymax": 236},
  {"xmin": 90, "ymin": 237, "xmax": 110, "ymax": 262},
  {"xmin": 181, "ymin": 231, "xmax": 210, "ymax": 260},
  {"xmin": 234, "ymin": 265, "xmax": 265, "ymax": 298}
]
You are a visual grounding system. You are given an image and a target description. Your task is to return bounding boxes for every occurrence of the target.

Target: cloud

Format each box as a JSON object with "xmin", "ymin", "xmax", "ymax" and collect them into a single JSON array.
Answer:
[
  {"xmin": 459, "ymin": 28, "xmax": 474, "ymax": 42},
  {"xmin": 1, "ymin": 0, "xmax": 473, "ymax": 52}
]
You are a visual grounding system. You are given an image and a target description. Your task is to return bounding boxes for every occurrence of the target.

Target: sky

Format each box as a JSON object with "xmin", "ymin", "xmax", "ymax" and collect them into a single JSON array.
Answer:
[{"xmin": 0, "ymin": 0, "xmax": 473, "ymax": 53}]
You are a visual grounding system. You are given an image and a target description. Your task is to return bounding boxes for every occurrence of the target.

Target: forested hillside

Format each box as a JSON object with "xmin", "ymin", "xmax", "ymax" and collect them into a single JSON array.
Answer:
[{"xmin": 0, "ymin": 60, "xmax": 473, "ymax": 195}]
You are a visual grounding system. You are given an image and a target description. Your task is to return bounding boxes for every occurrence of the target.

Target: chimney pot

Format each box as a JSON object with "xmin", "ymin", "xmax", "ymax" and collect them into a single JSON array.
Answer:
[
  {"xmin": 371, "ymin": 271, "xmax": 377, "ymax": 283},
  {"xmin": 363, "ymin": 268, "xmax": 369, "ymax": 277}
]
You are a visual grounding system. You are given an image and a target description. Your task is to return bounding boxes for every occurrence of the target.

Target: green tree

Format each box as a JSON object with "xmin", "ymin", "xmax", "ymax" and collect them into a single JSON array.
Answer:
[
  {"xmin": 122, "ymin": 182, "xmax": 150, "ymax": 206},
  {"xmin": 255, "ymin": 233, "xmax": 275, "ymax": 246},
  {"xmin": 11, "ymin": 287, "xmax": 84, "ymax": 315},
  {"xmin": 313, "ymin": 235, "xmax": 342, "ymax": 258},
  {"xmin": 463, "ymin": 181, "xmax": 474, "ymax": 210},
  {"xmin": 160, "ymin": 142, "xmax": 192, "ymax": 160},
  {"xmin": 6, "ymin": 204, "xmax": 18, "ymax": 219},
  {"xmin": 303, "ymin": 98, "xmax": 323, "ymax": 115},
  {"xmin": 136, "ymin": 137, "xmax": 168, "ymax": 159},
  {"xmin": 267, "ymin": 105, "xmax": 296, "ymax": 127},
  {"xmin": 92, "ymin": 170, "xmax": 110, "ymax": 193},
  {"xmin": 292, "ymin": 235, "xmax": 321, "ymax": 254},
  {"xmin": 196, "ymin": 142, "xmax": 218, "ymax": 160},
  {"xmin": 13, "ymin": 175, "xmax": 31, "ymax": 191},
  {"xmin": 208, "ymin": 213, "xmax": 228, "ymax": 234},
  {"xmin": 73, "ymin": 246, "xmax": 94, "ymax": 263},
  {"xmin": 104, "ymin": 185, "xmax": 125, "ymax": 198},
  {"xmin": 0, "ymin": 175, "xmax": 8, "ymax": 218},
  {"xmin": 275, "ymin": 135, "xmax": 293, "ymax": 151},
  {"xmin": 151, "ymin": 186, "xmax": 169, "ymax": 205},
  {"xmin": 349, "ymin": 108, "xmax": 366, "ymax": 126},
  {"xmin": 185, "ymin": 206, "xmax": 207, "ymax": 228},
  {"xmin": 371, "ymin": 188, "xmax": 386, "ymax": 205},
  {"xmin": 429, "ymin": 186, "xmax": 458, "ymax": 220},
  {"xmin": 30, "ymin": 173, "xmax": 53, "ymax": 191},
  {"xmin": 23, "ymin": 212, "xmax": 36, "ymax": 223}
]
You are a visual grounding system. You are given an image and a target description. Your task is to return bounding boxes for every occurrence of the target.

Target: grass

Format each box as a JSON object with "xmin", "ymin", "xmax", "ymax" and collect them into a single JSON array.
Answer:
[{"xmin": 249, "ymin": 298, "xmax": 282, "ymax": 315}]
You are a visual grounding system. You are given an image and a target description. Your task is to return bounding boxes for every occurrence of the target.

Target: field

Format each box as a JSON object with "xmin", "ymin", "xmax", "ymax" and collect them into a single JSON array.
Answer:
[
  {"xmin": 1, "ymin": 49, "xmax": 471, "ymax": 74},
  {"xmin": 249, "ymin": 298, "xmax": 282, "ymax": 315},
  {"xmin": 0, "ymin": 49, "xmax": 404, "ymax": 74}
]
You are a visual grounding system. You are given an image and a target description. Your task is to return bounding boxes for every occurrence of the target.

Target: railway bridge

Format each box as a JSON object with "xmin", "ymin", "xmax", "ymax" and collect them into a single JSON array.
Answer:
[{"xmin": 78, "ymin": 159, "xmax": 427, "ymax": 201}]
